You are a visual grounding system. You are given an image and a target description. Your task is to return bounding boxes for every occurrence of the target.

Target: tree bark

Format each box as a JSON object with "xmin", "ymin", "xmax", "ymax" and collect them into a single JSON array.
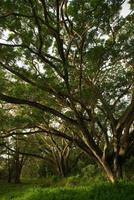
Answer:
[
  {"xmin": 8, "ymin": 167, "xmax": 12, "ymax": 183},
  {"xmin": 100, "ymin": 152, "xmax": 124, "ymax": 183},
  {"xmin": 113, "ymin": 154, "xmax": 123, "ymax": 180},
  {"xmin": 100, "ymin": 160, "xmax": 116, "ymax": 183},
  {"xmin": 14, "ymin": 155, "xmax": 21, "ymax": 183}
]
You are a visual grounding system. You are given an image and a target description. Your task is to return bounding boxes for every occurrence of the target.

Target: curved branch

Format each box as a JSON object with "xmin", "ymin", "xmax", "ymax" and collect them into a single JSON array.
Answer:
[{"xmin": 0, "ymin": 93, "xmax": 78, "ymax": 126}]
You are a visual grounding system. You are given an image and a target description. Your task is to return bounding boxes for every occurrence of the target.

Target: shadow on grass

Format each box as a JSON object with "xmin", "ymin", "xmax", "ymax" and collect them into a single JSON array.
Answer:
[{"xmin": 0, "ymin": 183, "xmax": 31, "ymax": 200}]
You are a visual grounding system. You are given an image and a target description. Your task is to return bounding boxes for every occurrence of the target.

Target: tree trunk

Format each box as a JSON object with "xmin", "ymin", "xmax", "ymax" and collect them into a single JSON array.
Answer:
[
  {"xmin": 101, "ymin": 161, "xmax": 116, "ymax": 183},
  {"xmin": 113, "ymin": 154, "xmax": 123, "ymax": 180},
  {"xmin": 7, "ymin": 152, "xmax": 12, "ymax": 183},
  {"xmin": 58, "ymin": 157, "xmax": 66, "ymax": 177},
  {"xmin": 8, "ymin": 167, "xmax": 12, "ymax": 183},
  {"xmin": 100, "ymin": 154, "xmax": 123, "ymax": 183},
  {"xmin": 14, "ymin": 166, "xmax": 21, "ymax": 184},
  {"xmin": 14, "ymin": 152, "xmax": 22, "ymax": 183}
]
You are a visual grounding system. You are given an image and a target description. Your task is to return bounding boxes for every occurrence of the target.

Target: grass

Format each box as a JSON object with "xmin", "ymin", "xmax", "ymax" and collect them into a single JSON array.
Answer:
[{"xmin": 0, "ymin": 180, "xmax": 134, "ymax": 200}]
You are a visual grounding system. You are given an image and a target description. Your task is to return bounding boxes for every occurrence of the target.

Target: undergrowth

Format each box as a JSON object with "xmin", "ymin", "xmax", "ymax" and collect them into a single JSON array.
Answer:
[{"xmin": 0, "ymin": 180, "xmax": 134, "ymax": 200}]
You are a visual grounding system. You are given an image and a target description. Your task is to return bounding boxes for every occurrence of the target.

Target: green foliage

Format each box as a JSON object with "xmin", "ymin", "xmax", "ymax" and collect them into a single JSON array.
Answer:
[{"xmin": 81, "ymin": 164, "xmax": 103, "ymax": 179}]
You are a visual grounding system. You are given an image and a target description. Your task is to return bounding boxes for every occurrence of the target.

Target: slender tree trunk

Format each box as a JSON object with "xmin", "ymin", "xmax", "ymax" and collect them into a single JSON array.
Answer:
[
  {"xmin": 14, "ymin": 165, "xmax": 21, "ymax": 184},
  {"xmin": 58, "ymin": 157, "xmax": 66, "ymax": 177},
  {"xmin": 14, "ymin": 152, "xmax": 22, "ymax": 183},
  {"xmin": 7, "ymin": 151, "xmax": 12, "ymax": 183},
  {"xmin": 8, "ymin": 167, "xmax": 12, "ymax": 183},
  {"xmin": 14, "ymin": 136, "xmax": 21, "ymax": 183}
]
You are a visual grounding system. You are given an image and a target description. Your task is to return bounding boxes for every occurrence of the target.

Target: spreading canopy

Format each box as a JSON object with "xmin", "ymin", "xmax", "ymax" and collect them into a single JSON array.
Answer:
[{"xmin": 0, "ymin": 0, "xmax": 134, "ymax": 182}]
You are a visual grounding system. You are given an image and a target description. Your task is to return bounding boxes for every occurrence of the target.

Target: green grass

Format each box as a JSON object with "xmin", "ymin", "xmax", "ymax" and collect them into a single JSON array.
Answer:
[{"xmin": 0, "ymin": 181, "xmax": 134, "ymax": 200}]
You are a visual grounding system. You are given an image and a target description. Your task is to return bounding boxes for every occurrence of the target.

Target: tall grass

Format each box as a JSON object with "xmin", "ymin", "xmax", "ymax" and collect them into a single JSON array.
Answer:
[{"xmin": 0, "ymin": 180, "xmax": 134, "ymax": 200}]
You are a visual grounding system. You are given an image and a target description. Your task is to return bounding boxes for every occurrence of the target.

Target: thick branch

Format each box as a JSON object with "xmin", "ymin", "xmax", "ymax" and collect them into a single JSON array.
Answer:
[
  {"xmin": 0, "ymin": 93, "xmax": 78, "ymax": 126},
  {"xmin": 117, "ymin": 94, "xmax": 134, "ymax": 131}
]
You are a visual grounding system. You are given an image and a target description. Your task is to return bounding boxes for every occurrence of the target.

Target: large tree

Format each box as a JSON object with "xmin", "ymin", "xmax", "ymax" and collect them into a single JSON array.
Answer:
[{"xmin": 0, "ymin": 0, "xmax": 134, "ymax": 182}]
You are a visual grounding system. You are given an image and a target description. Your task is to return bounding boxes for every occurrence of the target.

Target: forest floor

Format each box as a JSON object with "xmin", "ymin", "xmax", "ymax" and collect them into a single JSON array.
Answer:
[{"xmin": 0, "ymin": 179, "xmax": 134, "ymax": 200}]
